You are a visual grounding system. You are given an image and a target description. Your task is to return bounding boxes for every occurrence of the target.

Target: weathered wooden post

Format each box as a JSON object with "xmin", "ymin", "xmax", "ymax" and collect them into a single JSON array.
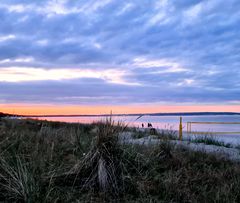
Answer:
[{"xmin": 179, "ymin": 117, "xmax": 183, "ymax": 140}]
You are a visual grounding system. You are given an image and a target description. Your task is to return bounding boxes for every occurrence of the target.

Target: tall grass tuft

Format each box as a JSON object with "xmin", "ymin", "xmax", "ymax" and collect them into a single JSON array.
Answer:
[
  {"xmin": 78, "ymin": 117, "xmax": 127, "ymax": 196},
  {"xmin": 0, "ymin": 155, "xmax": 41, "ymax": 202}
]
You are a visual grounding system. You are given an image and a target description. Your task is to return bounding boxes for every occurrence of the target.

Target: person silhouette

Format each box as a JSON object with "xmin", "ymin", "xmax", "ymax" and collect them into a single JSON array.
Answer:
[{"xmin": 148, "ymin": 123, "xmax": 153, "ymax": 128}]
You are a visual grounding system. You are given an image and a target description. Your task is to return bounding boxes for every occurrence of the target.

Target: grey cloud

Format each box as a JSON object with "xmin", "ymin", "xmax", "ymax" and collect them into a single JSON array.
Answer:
[{"xmin": 0, "ymin": 0, "xmax": 240, "ymax": 105}]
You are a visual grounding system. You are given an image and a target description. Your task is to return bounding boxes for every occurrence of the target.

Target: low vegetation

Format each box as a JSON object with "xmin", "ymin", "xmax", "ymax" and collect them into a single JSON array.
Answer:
[
  {"xmin": 190, "ymin": 134, "xmax": 232, "ymax": 148},
  {"xmin": 0, "ymin": 118, "xmax": 240, "ymax": 202}
]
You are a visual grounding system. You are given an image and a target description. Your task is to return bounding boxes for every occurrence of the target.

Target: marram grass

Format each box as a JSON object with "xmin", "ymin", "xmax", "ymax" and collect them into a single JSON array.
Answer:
[{"xmin": 0, "ymin": 118, "xmax": 240, "ymax": 202}]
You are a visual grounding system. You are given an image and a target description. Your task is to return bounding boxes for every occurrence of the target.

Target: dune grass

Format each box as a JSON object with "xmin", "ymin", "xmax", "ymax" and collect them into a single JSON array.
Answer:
[
  {"xmin": 0, "ymin": 118, "xmax": 240, "ymax": 202},
  {"xmin": 190, "ymin": 134, "xmax": 232, "ymax": 148}
]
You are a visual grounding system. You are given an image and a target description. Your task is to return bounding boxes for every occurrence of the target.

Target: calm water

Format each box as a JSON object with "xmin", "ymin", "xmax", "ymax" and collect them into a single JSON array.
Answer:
[
  {"xmin": 34, "ymin": 115, "xmax": 240, "ymax": 133},
  {"xmin": 31, "ymin": 115, "xmax": 240, "ymax": 145}
]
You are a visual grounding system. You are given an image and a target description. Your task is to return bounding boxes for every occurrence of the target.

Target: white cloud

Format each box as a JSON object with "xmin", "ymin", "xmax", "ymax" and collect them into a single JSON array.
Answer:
[
  {"xmin": 0, "ymin": 34, "xmax": 16, "ymax": 42},
  {"xmin": 0, "ymin": 67, "xmax": 139, "ymax": 86},
  {"xmin": 0, "ymin": 4, "xmax": 28, "ymax": 13},
  {"xmin": 0, "ymin": 57, "xmax": 34, "ymax": 64},
  {"xmin": 42, "ymin": 0, "xmax": 77, "ymax": 16},
  {"xmin": 148, "ymin": 12, "xmax": 167, "ymax": 26},
  {"xmin": 93, "ymin": 42, "xmax": 102, "ymax": 49},
  {"xmin": 2, "ymin": 1, "xmax": 72, "ymax": 16},
  {"xmin": 36, "ymin": 39, "xmax": 49, "ymax": 46},
  {"xmin": 182, "ymin": 0, "xmax": 221, "ymax": 25},
  {"xmin": 132, "ymin": 57, "xmax": 188, "ymax": 72},
  {"xmin": 177, "ymin": 79, "xmax": 195, "ymax": 86},
  {"xmin": 147, "ymin": 0, "xmax": 174, "ymax": 26},
  {"xmin": 153, "ymin": 67, "xmax": 188, "ymax": 74},
  {"xmin": 183, "ymin": 3, "xmax": 203, "ymax": 21},
  {"xmin": 80, "ymin": 0, "xmax": 112, "ymax": 14},
  {"xmin": 117, "ymin": 3, "xmax": 134, "ymax": 15},
  {"xmin": 37, "ymin": 0, "xmax": 113, "ymax": 17}
]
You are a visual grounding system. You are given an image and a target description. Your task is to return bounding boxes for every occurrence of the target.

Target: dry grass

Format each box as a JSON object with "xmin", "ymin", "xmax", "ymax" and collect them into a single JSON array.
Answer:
[
  {"xmin": 77, "ymin": 117, "xmax": 127, "ymax": 196},
  {"xmin": 1, "ymin": 118, "xmax": 240, "ymax": 202},
  {"xmin": 0, "ymin": 156, "xmax": 40, "ymax": 202}
]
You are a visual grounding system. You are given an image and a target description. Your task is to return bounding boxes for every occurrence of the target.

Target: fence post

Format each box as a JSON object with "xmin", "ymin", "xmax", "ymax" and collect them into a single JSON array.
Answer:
[{"xmin": 179, "ymin": 117, "xmax": 183, "ymax": 140}]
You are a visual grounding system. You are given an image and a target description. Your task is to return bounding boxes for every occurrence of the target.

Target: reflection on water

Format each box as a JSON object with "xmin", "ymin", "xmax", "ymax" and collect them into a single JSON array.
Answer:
[{"xmin": 32, "ymin": 115, "xmax": 240, "ymax": 133}]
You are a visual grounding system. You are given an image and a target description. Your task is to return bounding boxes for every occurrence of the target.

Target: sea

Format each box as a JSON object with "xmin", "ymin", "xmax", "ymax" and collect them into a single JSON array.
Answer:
[{"xmin": 33, "ymin": 115, "xmax": 240, "ymax": 145}]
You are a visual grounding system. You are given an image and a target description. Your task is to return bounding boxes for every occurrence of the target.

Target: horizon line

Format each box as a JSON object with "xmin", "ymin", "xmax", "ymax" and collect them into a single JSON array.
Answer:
[{"xmin": 3, "ymin": 111, "xmax": 240, "ymax": 117}]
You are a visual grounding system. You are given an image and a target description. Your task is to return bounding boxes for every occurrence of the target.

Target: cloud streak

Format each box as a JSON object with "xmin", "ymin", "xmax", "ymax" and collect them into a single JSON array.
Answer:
[{"xmin": 0, "ymin": 67, "xmax": 139, "ymax": 86}]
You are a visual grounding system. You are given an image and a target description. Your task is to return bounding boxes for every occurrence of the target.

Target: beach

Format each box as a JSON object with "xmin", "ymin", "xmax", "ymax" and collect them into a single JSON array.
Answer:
[{"xmin": 29, "ymin": 115, "xmax": 240, "ymax": 145}]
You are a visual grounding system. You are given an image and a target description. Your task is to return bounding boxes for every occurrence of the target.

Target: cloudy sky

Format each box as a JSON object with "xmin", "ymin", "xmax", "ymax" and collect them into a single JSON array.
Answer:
[{"xmin": 0, "ymin": 0, "xmax": 240, "ymax": 114}]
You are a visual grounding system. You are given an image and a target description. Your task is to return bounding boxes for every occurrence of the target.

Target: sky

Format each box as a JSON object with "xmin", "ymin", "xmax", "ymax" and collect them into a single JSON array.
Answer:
[{"xmin": 0, "ymin": 0, "xmax": 240, "ymax": 115}]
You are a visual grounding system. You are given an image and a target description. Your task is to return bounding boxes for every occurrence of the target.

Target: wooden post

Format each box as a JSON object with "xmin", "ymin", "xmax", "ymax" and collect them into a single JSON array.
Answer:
[{"xmin": 179, "ymin": 117, "xmax": 183, "ymax": 140}]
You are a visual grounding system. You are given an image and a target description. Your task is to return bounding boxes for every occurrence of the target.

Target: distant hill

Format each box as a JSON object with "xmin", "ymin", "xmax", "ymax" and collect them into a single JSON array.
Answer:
[{"xmin": 0, "ymin": 112, "xmax": 15, "ymax": 117}]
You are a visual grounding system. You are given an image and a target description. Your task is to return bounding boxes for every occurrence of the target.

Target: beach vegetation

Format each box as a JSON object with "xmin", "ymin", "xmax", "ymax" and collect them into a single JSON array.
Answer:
[{"xmin": 0, "ymin": 118, "xmax": 240, "ymax": 202}]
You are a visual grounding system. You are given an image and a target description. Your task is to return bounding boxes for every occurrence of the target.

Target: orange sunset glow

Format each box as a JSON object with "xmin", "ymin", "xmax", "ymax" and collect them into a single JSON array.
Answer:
[{"xmin": 1, "ymin": 104, "xmax": 239, "ymax": 115}]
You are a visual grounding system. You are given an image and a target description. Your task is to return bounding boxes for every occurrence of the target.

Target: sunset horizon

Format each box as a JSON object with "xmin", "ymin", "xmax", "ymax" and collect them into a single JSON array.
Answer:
[{"xmin": 1, "ymin": 103, "xmax": 240, "ymax": 116}]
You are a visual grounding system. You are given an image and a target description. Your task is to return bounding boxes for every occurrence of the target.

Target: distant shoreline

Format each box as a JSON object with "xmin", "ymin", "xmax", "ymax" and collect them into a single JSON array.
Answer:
[{"xmin": 8, "ymin": 112, "xmax": 240, "ymax": 118}]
